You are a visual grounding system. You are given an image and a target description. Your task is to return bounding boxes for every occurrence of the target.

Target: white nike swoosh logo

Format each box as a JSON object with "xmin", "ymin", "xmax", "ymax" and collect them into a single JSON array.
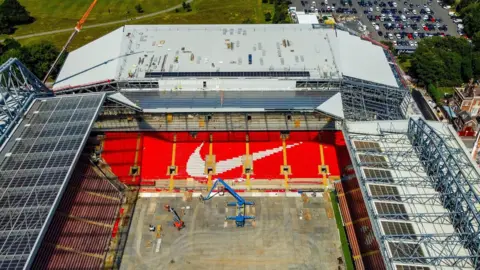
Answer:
[{"xmin": 186, "ymin": 142, "xmax": 302, "ymax": 177}]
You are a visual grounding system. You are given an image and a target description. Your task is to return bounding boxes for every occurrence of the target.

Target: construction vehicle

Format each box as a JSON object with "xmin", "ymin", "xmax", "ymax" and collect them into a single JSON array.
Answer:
[
  {"xmin": 200, "ymin": 178, "xmax": 255, "ymax": 227},
  {"xmin": 164, "ymin": 204, "xmax": 185, "ymax": 231},
  {"xmin": 43, "ymin": 0, "xmax": 98, "ymax": 83}
]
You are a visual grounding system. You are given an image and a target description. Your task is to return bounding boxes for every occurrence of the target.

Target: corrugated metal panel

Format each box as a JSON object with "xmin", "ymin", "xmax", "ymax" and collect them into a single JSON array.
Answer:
[{"xmin": 122, "ymin": 90, "xmax": 338, "ymax": 111}]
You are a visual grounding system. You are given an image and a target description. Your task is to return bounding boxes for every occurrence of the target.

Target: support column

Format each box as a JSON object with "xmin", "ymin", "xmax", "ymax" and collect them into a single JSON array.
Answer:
[
  {"xmin": 318, "ymin": 144, "xmax": 329, "ymax": 189},
  {"xmin": 282, "ymin": 138, "xmax": 290, "ymax": 190},
  {"xmin": 169, "ymin": 133, "xmax": 177, "ymax": 191},
  {"xmin": 207, "ymin": 134, "xmax": 214, "ymax": 190},
  {"xmin": 132, "ymin": 133, "xmax": 142, "ymax": 184},
  {"xmin": 245, "ymin": 134, "xmax": 251, "ymax": 190}
]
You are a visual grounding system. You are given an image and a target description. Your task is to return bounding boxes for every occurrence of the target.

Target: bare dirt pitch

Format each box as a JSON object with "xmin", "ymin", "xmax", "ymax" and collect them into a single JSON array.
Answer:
[{"xmin": 120, "ymin": 195, "xmax": 343, "ymax": 270}]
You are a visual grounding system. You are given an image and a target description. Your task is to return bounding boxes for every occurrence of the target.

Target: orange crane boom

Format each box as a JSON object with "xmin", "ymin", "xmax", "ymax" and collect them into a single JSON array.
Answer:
[
  {"xmin": 76, "ymin": 0, "xmax": 98, "ymax": 31},
  {"xmin": 43, "ymin": 0, "xmax": 98, "ymax": 83}
]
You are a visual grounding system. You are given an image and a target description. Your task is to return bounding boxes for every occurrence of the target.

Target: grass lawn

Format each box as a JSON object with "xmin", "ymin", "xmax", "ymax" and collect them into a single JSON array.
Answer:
[
  {"xmin": 428, "ymin": 86, "xmax": 454, "ymax": 103},
  {"xmin": 1, "ymin": 0, "xmax": 182, "ymax": 36},
  {"xmin": 438, "ymin": 86, "xmax": 455, "ymax": 95},
  {"xmin": 17, "ymin": 0, "xmax": 277, "ymax": 50},
  {"xmin": 330, "ymin": 191, "xmax": 354, "ymax": 270},
  {"xmin": 128, "ymin": 0, "xmax": 272, "ymax": 24}
]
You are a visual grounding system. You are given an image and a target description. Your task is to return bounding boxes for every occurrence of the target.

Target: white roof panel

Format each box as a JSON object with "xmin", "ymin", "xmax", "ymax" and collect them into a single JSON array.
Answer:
[
  {"xmin": 316, "ymin": 92, "xmax": 344, "ymax": 119},
  {"xmin": 297, "ymin": 14, "xmax": 320, "ymax": 24},
  {"xmin": 107, "ymin": 92, "xmax": 142, "ymax": 111},
  {"xmin": 54, "ymin": 24, "xmax": 400, "ymax": 90},
  {"xmin": 336, "ymin": 30, "xmax": 398, "ymax": 87},
  {"xmin": 53, "ymin": 28, "xmax": 124, "ymax": 90}
]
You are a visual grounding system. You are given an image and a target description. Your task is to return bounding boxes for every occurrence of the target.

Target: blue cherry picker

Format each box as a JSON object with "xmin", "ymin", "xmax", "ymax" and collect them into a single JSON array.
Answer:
[{"xmin": 200, "ymin": 178, "xmax": 255, "ymax": 227}]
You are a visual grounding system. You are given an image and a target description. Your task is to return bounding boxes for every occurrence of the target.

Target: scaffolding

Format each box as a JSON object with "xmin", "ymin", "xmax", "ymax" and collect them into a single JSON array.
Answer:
[
  {"xmin": 343, "ymin": 118, "xmax": 480, "ymax": 269},
  {"xmin": 341, "ymin": 76, "xmax": 409, "ymax": 120},
  {"xmin": 54, "ymin": 75, "xmax": 410, "ymax": 121},
  {"xmin": 0, "ymin": 58, "xmax": 51, "ymax": 147}
]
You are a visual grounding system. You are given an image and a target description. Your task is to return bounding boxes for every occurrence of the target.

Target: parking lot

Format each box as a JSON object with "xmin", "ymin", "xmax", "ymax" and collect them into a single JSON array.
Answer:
[{"xmin": 290, "ymin": 0, "xmax": 462, "ymax": 49}]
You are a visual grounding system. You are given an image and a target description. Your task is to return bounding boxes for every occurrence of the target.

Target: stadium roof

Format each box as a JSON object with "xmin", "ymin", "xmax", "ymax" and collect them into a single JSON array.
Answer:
[
  {"xmin": 108, "ymin": 90, "xmax": 344, "ymax": 117},
  {"xmin": 343, "ymin": 118, "xmax": 480, "ymax": 269},
  {"xmin": 0, "ymin": 93, "xmax": 105, "ymax": 269},
  {"xmin": 53, "ymin": 24, "xmax": 399, "ymax": 90}
]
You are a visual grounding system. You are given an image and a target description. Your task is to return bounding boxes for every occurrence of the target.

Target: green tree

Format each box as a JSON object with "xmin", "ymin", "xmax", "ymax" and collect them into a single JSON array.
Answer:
[
  {"xmin": 462, "ymin": 54, "xmax": 474, "ymax": 81},
  {"xmin": 272, "ymin": 0, "xmax": 291, "ymax": 24},
  {"xmin": 135, "ymin": 4, "xmax": 144, "ymax": 13},
  {"xmin": 412, "ymin": 50, "xmax": 446, "ymax": 86},
  {"xmin": 411, "ymin": 37, "xmax": 474, "ymax": 87},
  {"xmin": 2, "ymin": 38, "xmax": 20, "ymax": 50},
  {"xmin": 0, "ymin": 47, "xmax": 24, "ymax": 64},
  {"xmin": 0, "ymin": 0, "xmax": 34, "ymax": 25},
  {"xmin": 457, "ymin": 0, "xmax": 475, "ymax": 11},
  {"xmin": 0, "ymin": 14, "xmax": 12, "ymax": 34},
  {"xmin": 427, "ymin": 84, "xmax": 446, "ymax": 103},
  {"xmin": 23, "ymin": 42, "xmax": 62, "ymax": 79},
  {"xmin": 472, "ymin": 32, "xmax": 480, "ymax": 50},
  {"xmin": 472, "ymin": 51, "xmax": 480, "ymax": 78},
  {"xmin": 0, "ymin": 38, "xmax": 20, "ymax": 54},
  {"xmin": 0, "ymin": 40, "xmax": 64, "ymax": 80},
  {"xmin": 265, "ymin": 12, "xmax": 272, "ymax": 21},
  {"xmin": 461, "ymin": 3, "xmax": 480, "ymax": 37}
]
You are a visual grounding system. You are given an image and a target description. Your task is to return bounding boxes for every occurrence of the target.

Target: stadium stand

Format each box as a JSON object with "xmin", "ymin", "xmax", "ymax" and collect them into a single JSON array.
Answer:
[
  {"xmin": 102, "ymin": 133, "xmax": 142, "ymax": 184},
  {"xmin": 334, "ymin": 181, "xmax": 365, "ymax": 269},
  {"xmin": 103, "ymin": 131, "xmax": 343, "ymax": 184},
  {"xmin": 33, "ymin": 161, "xmax": 122, "ymax": 269},
  {"xmin": 335, "ymin": 166, "xmax": 387, "ymax": 270}
]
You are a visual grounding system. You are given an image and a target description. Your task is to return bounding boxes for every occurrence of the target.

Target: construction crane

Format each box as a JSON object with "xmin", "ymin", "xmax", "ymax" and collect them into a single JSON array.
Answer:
[
  {"xmin": 42, "ymin": 0, "xmax": 98, "ymax": 83},
  {"xmin": 200, "ymin": 178, "xmax": 255, "ymax": 227},
  {"xmin": 164, "ymin": 204, "xmax": 185, "ymax": 231}
]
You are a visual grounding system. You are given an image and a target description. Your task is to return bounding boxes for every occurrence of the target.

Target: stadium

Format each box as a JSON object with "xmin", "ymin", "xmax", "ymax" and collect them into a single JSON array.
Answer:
[{"xmin": 0, "ymin": 24, "xmax": 478, "ymax": 270}]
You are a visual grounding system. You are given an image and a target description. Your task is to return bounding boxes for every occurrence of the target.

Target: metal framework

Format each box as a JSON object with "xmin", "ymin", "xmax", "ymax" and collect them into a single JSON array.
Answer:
[
  {"xmin": 54, "ymin": 75, "xmax": 410, "ymax": 121},
  {"xmin": 0, "ymin": 58, "xmax": 52, "ymax": 147},
  {"xmin": 343, "ymin": 118, "xmax": 480, "ymax": 269},
  {"xmin": 341, "ymin": 76, "xmax": 409, "ymax": 120}
]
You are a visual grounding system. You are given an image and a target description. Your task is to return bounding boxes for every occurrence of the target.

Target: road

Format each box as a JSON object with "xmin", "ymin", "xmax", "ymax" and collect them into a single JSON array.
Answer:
[
  {"xmin": 0, "ymin": 0, "xmax": 193, "ymax": 42},
  {"xmin": 411, "ymin": 88, "xmax": 437, "ymax": 120}
]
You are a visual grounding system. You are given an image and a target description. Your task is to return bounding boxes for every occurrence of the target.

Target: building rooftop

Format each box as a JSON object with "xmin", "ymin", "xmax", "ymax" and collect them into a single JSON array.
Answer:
[
  {"xmin": 296, "ymin": 13, "xmax": 320, "ymax": 24},
  {"xmin": 456, "ymin": 81, "xmax": 480, "ymax": 99},
  {"xmin": 54, "ymin": 24, "xmax": 399, "ymax": 90}
]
